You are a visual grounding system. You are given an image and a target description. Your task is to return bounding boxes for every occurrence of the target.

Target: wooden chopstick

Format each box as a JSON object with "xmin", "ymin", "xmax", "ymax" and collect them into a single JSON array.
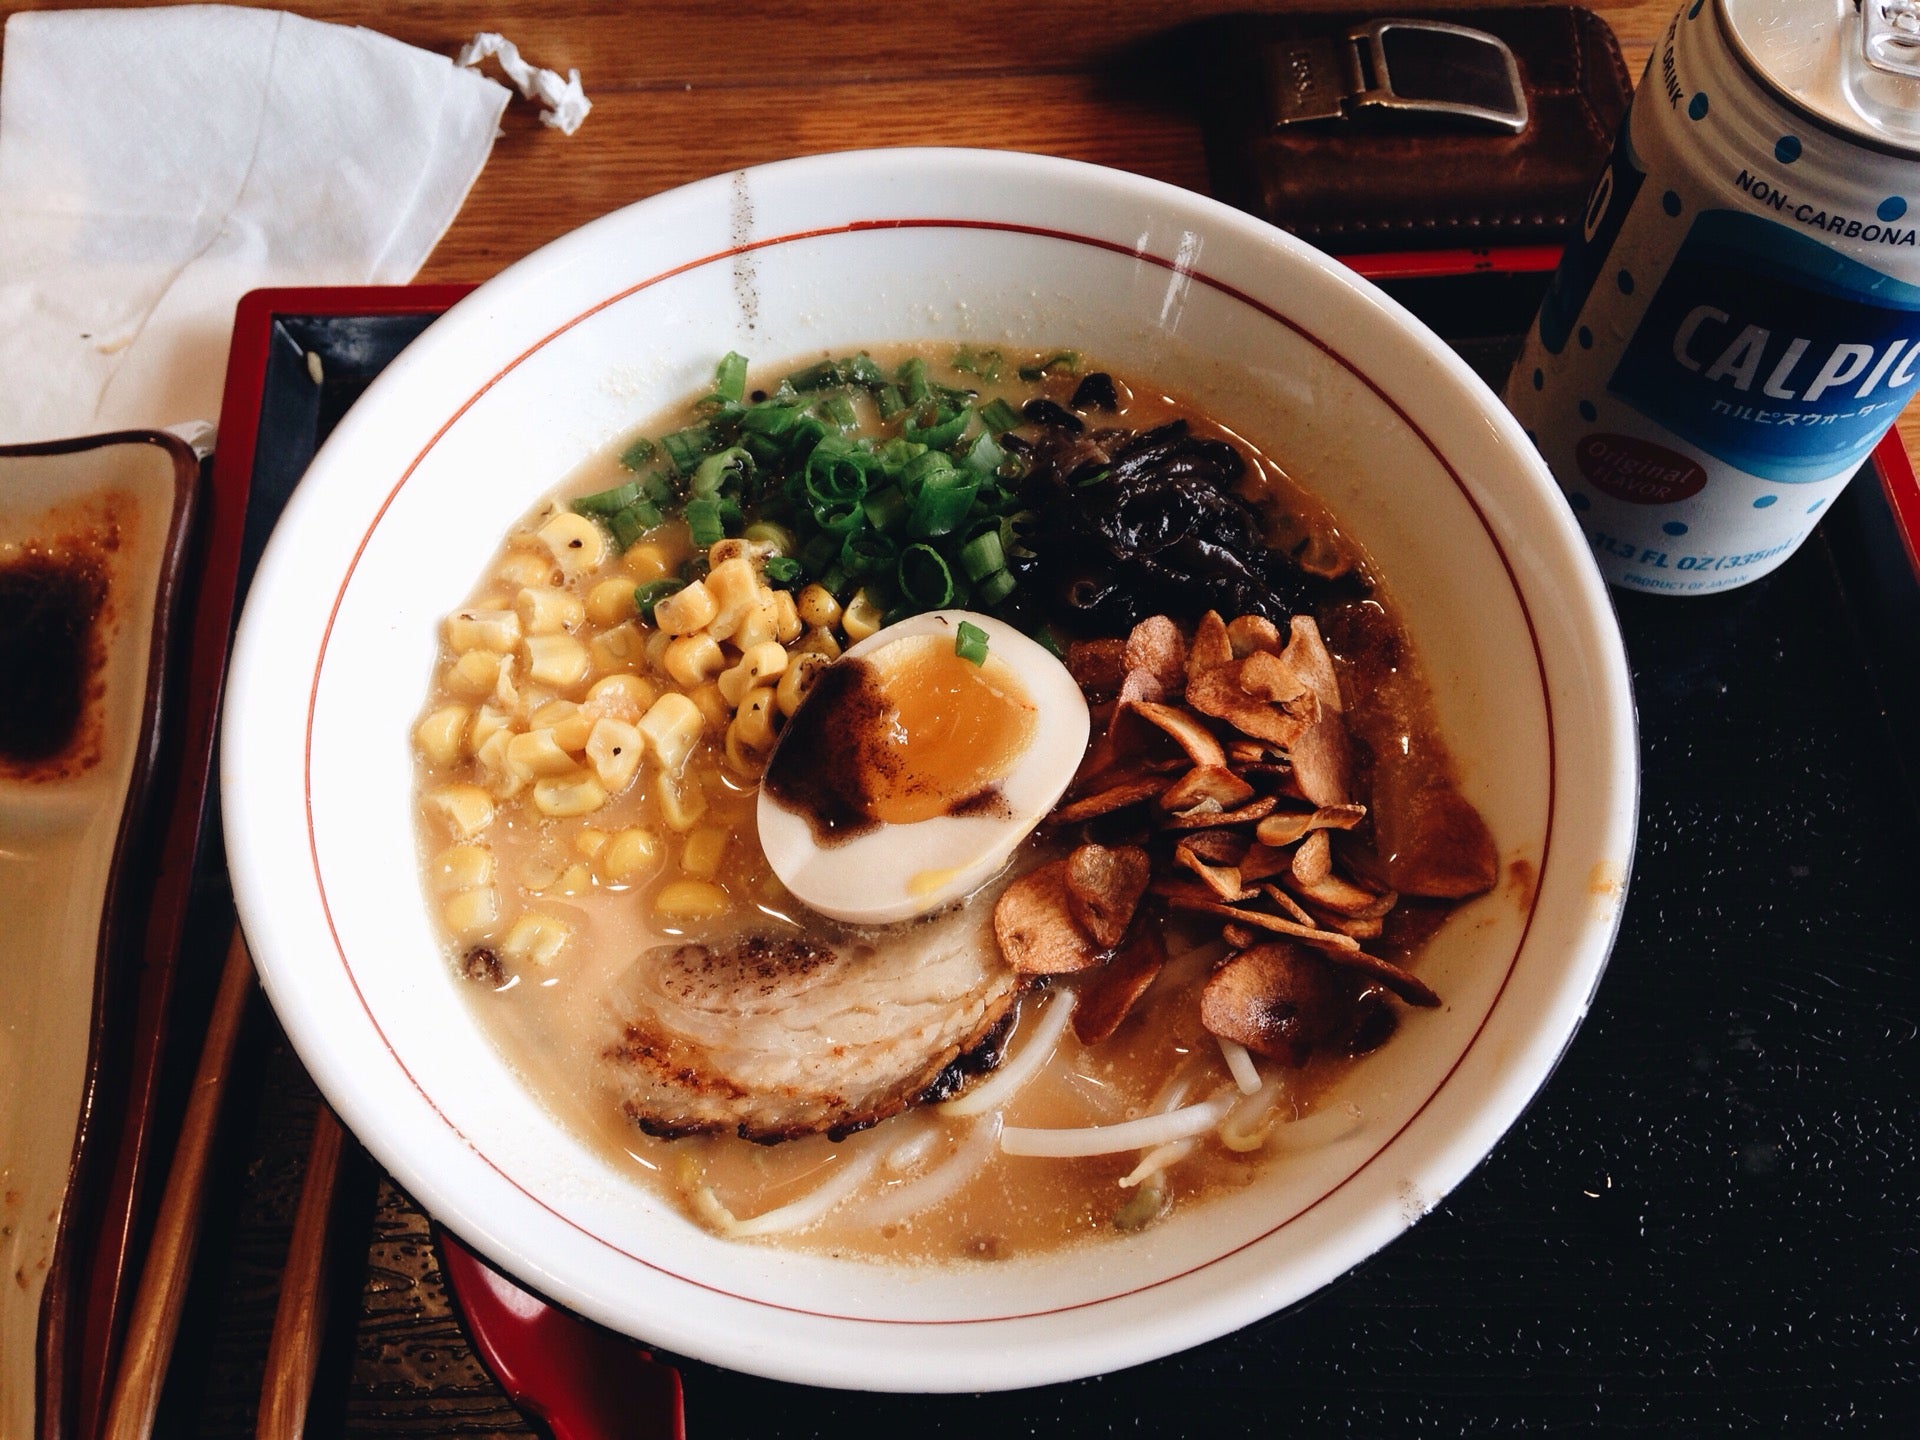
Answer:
[
  {"xmin": 102, "ymin": 923, "xmax": 257, "ymax": 1440},
  {"xmin": 254, "ymin": 1105, "xmax": 348, "ymax": 1440}
]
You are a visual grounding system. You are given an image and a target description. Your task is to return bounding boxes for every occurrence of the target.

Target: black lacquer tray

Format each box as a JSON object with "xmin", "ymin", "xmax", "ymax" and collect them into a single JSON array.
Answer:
[{"xmin": 163, "ymin": 269, "xmax": 1920, "ymax": 1436}]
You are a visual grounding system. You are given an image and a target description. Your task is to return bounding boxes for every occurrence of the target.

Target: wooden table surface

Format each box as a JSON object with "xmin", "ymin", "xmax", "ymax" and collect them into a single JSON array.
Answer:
[
  {"xmin": 4, "ymin": 3, "xmax": 1916, "ymax": 1437},
  {"xmin": 5, "ymin": 0, "xmax": 1916, "ymax": 463}
]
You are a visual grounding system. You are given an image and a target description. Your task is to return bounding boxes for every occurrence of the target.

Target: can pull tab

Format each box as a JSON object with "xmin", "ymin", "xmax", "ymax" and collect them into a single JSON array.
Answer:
[{"xmin": 1862, "ymin": 0, "xmax": 1920, "ymax": 78}]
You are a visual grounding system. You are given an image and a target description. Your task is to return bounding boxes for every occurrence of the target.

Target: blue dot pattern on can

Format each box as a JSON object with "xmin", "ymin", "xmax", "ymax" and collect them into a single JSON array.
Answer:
[
  {"xmin": 1579, "ymin": 400, "xmax": 1597, "ymax": 421},
  {"xmin": 1617, "ymin": 269, "xmax": 1635, "ymax": 295},
  {"xmin": 1578, "ymin": 325, "xmax": 1594, "ymax": 349},
  {"xmin": 1753, "ymin": 494, "xmax": 1777, "ymax": 508},
  {"xmin": 1688, "ymin": 93, "xmax": 1709, "ymax": 121},
  {"xmin": 1775, "ymin": 136, "xmax": 1802, "ymax": 164},
  {"xmin": 1532, "ymin": 367, "xmax": 1544, "ymax": 391},
  {"xmin": 1688, "ymin": 0, "xmax": 1704, "ymax": 15},
  {"xmin": 1662, "ymin": 521, "xmax": 1689, "ymax": 537},
  {"xmin": 1570, "ymin": 492, "xmax": 1591, "ymax": 511},
  {"xmin": 1808, "ymin": 499, "xmax": 1826, "ymax": 514},
  {"xmin": 1879, "ymin": 196, "xmax": 1908, "ymax": 222},
  {"xmin": 1662, "ymin": 190, "xmax": 1682, "ymax": 216}
]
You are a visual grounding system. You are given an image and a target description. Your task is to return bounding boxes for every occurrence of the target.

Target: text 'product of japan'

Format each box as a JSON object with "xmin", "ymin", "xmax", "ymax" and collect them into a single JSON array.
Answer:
[{"xmin": 1507, "ymin": 0, "xmax": 1920, "ymax": 595}]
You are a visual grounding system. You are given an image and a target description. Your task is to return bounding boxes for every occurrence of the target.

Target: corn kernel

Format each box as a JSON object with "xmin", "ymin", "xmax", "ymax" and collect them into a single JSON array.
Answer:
[
  {"xmin": 703, "ymin": 558, "xmax": 760, "ymax": 643},
  {"xmin": 653, "ymin": 579, "xmax": 718, "ymax": 636},
  {"xmin": 495, "ymin": 547, "xmax": 556, "ymax": 588},
  {"xmin": 794, "ymin": 626, "xmax": 842, "ymax": 661},
  {"xmin": 575, "ymin": 827, "xmax": 610, "ymax": 859},
  {"xmin": 585, "ymin": 717, "xmax": 644, "ymax": 793},
  {"xmin": 539, "ymin": 511, "xmax": 607, "ymax": 575},
  {"xmin": 842, "ymin": 589, "xmax": 884, "ymax": 642},
  {"xmin": 656, "ymin": 767, "xmax": 708, "ymax": 831},
  {"xmin": 586, "ymin": 672, "xmax": 658, "ymax": 720},
  {"xmin": 524, "ymin": 633, "xmax": 592, "ymax": 689},
  {"xmin": 775, "ymin": 651, "xmax": 829, "ymax": 716},
  {"xmin": 554, "ymin": 862, "xmax": 593, "ymax": 896},
  {"xmin": 622, "ymin": 540, "xmax": 676, "ymax": 583},
  {"xmin": 732, "ymin": 593, "xmax": 781, "ymax": 651},
  {"xmin": 664, "ymin": 633, "xmax": 726, "ymax": 688},
  {"xmin": 442, "ymin": 887, "xmax": 500, "ymax": 938},
  {"xmin": 596, "ymin": 826, "xmax": 663, "ymax": 883},
  {"xmin": 730, "ymin": 689, "xmax": 778, "ymax": 755},
  {"xmin": 529, "ymin": 700, "xmax": 593, "ymax": 753},
  {"xmin": 414, "ymin": 705, "xmax": 471, "ymax": 767},
  {"xmin": 435, "ymin": 843, "xmax": 494, "ymax": 891},
  {"xmin": 718, "ymin": 640, "xmax": 789, "ymax": 706},
  {"xmin": 771, "ymin": 588, "xmax": 803, "ymax": 644},
  {"xmin": 796, "ymin": 584, "xmax": 841, "ymax": 630},
  {"xmin": 681, "ymin": 826, "xmax": 728, "ymax": 878},
  {"xmin": 445, "ymin": 649, "xmax": 502, "ymax": 697},
  {"xmin": 533, "ymin": 773, "xmax": 609, "ymax": 818},
  {"xmin": 447, "ymin": 608, "xmax": 521, "ymax": 654},
  {"xmin": 638, "ymin": 693, "xmax": 704, "ymax": 774},
  {"xmin": 505, "ymin": 729, "xmax": 578, "ymax": 779},
  {"xmin": 654, "ymin": 879, "xmax": 729, "ymax": 920},
  {"xmin": 516, "ymin": 585, "xmax": 584, "ymax": 636},
  {"xmin": 688, "ymin": 681, "xmax": 732, "ymax": 733},
  {"xmin": 428, "ymin": 784, "xmax": 494, "ymax": 839},
  {"xmin": 500, "ymin": 911, "xmax": 572, "ymax": 967},
  {"xmin": 586, "ymin": 578, "xmax": 637, "ymax": 627}
]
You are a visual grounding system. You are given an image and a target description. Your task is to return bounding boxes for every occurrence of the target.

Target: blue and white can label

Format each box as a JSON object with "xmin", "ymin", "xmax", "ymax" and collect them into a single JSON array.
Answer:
[{"xmin": 1506, "ymin": 0, "xmax": 1920, "ymax": 594}]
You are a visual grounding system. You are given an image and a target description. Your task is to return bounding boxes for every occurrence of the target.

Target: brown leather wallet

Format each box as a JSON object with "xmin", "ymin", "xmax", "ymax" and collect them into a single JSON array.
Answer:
[{"xmin": 1198, "ymin": 6, "xmax": 1631, "ymax": 252}]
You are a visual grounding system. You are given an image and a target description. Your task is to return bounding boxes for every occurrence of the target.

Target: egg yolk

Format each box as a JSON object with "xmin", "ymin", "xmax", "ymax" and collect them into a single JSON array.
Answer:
[
  {"xmin": 862, "ymin": 633, "xmax": 1038, "ymax": 825},
  {"xmin": 760, "ymin": 630, "xmax": 1039, "ymax": 842}
]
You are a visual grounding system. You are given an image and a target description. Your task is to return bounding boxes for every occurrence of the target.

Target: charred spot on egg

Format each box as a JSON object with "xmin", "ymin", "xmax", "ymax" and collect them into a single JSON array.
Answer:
[{"xmin": 757, "ymin": 610, "xmax": 1090, "ymax": 926}]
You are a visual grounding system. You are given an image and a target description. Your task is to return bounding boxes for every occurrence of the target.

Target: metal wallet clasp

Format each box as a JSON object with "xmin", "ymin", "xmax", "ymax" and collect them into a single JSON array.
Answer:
[{"xmin": 1267, "ymin": 18, "xmax": 1529, "ymax": 134}]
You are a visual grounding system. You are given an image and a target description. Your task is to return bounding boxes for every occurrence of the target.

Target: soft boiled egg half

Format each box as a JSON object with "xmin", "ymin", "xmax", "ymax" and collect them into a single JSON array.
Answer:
[{"xmin": 756, "ymin": 610, "xmax": 1090, "ymax": 926}]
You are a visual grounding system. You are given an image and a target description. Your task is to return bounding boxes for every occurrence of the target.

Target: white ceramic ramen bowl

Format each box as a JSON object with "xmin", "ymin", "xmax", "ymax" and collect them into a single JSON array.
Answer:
[{"xmin": 221, "ymin": 148, "xmax": 1638, "ymax": 1392}]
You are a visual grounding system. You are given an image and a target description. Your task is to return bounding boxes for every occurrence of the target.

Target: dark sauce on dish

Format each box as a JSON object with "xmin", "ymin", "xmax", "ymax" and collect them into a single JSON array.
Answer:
[
  {"xmin": 0, "ymin": 551, "xmax": 110, "ymax": 774},
  {"xmin": 761, "ymin": 658, "xmax": 891, "ymax": 843}
]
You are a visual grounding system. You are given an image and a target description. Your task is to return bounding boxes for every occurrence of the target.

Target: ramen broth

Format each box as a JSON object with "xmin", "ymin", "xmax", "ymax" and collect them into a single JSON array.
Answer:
[{"xmin": 411, "ymin": 348, "xmax": 1474, "ymax": 1261}]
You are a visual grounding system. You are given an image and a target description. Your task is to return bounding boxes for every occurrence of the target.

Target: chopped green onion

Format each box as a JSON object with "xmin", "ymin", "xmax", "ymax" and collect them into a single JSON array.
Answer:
[
  {"xmin": 974, "ymin": 567, "xmax": 1018, "ymax": 607},
  {"xmin": 1032, "ymin": 626, "xmax": 1066, "ymax": 660},
  {"xmin": 958, "ymin": 528, "xmax": 1006, "ymax": 582},
  {"xmin": 709, "ymin": 352, "xmax": 749, "ymax": 405},
  {"xmin": 661, "ymin": 423, "xmax": 715, "ymax": 475},
  {"xmin": 763, "ymin": 554, "xmax": 804, "ymax": 586},
  {"xmin": 1018, "ymin": 350, "xmax": 1082, "ymax": 381},
  {"xmin": 897, "ymin": 543, "xmax": 956, "ymax": 610},
  {"xmin": 785, "ymin": 358, "xmax": 843, "ymax": 392},
  {"xmin": 954, "ymin": 620, "xmax": 990, "ymax": 665},
  {"xmin": 875, "ymin": 383, "xmax": 905, "ymax": 420},
  {"xmin": 634, "ymin": 578, "xmax": 686, "ymax": 624},
  {"xmin": 979, "ymin": 397, "xmax": 1024, "ymax": 434},
  {"xmin": 571, "ymin": 479, "xmax": 644, "ymax": 518},
  {"xmin": 618, "ymin": 436, "xmax": 657, "ymax": 471},
  {"xmin": 684, "ymin": 495, "xmax": 727, "ymax": 548},
  {"xmin": 862, "ymin": 486, "xmax": 909, "ymax": 533},
  {"xmin": 608, "ymin": 500, "xmax": 664, "ymax": 551},
  {"xmin": 821, "ymin": 392, "xmax": 859, "ymax": 430},
  {"xmin": 692, "ymin": 446, "xmax": 754, "ymax": 498},
  {"xmin": 905, "ymin": 403, "xmax": 972, "ymax": 451},
  {"xmin": 951, "ymin": 346, "xmax": 1004, "ymax": 382},
  {"xmin": 907, "ymin": 473, "xmax": 978, "ymax": 540},
  {"xmin": 899, "ymin": 356, "xmax": 930, "ymax": 406}
]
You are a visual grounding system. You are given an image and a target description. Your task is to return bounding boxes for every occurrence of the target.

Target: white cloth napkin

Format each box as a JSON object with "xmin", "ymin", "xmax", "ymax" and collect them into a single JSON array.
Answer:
[{"xmin": 0, "ymin": 5, "xmax": 513, "ymax": 444}]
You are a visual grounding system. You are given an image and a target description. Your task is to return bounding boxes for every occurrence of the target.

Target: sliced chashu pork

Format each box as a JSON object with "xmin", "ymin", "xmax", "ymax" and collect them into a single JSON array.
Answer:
[{"xmin": 603, "ymin": 903, "xmax": 1022, "ymax": 1142}]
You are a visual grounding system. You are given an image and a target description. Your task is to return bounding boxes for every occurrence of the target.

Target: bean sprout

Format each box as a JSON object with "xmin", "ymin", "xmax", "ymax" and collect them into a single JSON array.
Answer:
[
  {"xmin": 937, "ymin": 988, "xmax": 1078, "ymax": 1118},
  {"xmin": 1001, "ymin": 1091, "xmax": 1236, "ymax": 1158},
  {"xmin": 1216, "ymin": 1036, "xmax": 1263, "ymax": 1095}
]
